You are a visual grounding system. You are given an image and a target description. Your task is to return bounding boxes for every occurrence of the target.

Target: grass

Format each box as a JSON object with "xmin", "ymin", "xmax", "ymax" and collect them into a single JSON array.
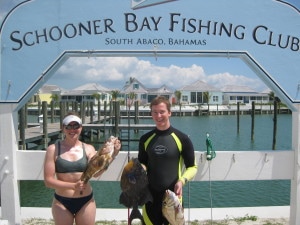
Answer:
[{"xmin": 233, "ymin": 214, "xmax": 257, "ymax": 224}]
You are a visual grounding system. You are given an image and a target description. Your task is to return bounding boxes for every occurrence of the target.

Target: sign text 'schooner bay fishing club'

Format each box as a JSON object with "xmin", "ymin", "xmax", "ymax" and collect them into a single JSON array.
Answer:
[{"xmin": 9, "ymin": 12, "xmax": 299, "ymax": 52}]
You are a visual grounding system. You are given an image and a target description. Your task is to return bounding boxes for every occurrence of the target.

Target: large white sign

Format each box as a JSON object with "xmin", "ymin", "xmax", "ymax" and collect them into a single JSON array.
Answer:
[{"xmin": 0, "ymin": 0, "xmax": 299, "ymax": 106}]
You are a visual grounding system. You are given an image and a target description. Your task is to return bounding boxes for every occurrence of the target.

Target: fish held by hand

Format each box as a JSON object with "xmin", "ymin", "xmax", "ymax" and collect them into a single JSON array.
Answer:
[
  {"xmin": 162, "ymin": 189, "xmax": 185, "ymax": 225},
  {"xmin": 119, "ymin": 158, "xmax": 152, "ymax": 224},
  {"xmin": 80, "ymin": 136, "xmax": 121, "ymax": 184},
  {"xmin": 119, "ymin": 158, "xmax": 152, "ymax": 207}
]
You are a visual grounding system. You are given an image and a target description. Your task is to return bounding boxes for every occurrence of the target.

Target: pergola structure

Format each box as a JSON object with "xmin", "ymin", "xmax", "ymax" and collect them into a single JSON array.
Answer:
[{"xmin": 0, "ymin": 1, "xmax": 299, "ymax": 224}]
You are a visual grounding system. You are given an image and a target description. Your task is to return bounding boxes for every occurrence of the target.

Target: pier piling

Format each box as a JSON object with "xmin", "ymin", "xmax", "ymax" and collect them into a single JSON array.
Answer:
[
  {"xmin": 251, "ymin": 102, "xmax": 255, "ymax": 141},
  {"xmin": 272, "ymin": 100, "xmax": 278, "ymax": 150}
]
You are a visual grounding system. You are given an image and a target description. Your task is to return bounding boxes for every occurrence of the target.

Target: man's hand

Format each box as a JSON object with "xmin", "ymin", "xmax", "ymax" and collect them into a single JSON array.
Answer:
[{"xmin": 174, "ymin": 180, "xmax": 183, "ymax": 197}]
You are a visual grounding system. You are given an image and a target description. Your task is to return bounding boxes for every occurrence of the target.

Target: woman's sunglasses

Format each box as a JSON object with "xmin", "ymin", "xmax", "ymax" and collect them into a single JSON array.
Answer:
[{"xmin": 64, "ymin": 123, "xmax": 81, "ymax": 130}]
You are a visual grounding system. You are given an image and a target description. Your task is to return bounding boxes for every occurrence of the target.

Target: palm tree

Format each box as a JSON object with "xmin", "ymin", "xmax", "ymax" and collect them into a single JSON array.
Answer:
[
  {"xmin": 127, "ymin": 91, "xmax": 136, "ymax": 109},
  {"xmin": 111, "ymin": 90, "xmax": 120, "ymax": 101},
  {"xmin": 92, "ymin": 93, "xmax": 102, "ymax": 119},
  {"xmin": 268, "ymin": 91, "xmax": 282, "ymax": 110},
  {"xmin": 174, "ymin": 90, "xmax": 182, "ymax": 116},
  {"xmin": 126, "ymin": 92, "xmax": 136, "ymax": 125},
  {"xmin": 92, "ymin": 93, "xmax": 101, "ymax": 102},
  {"xmin": 268, "ymin": 91, "xmax": 275, "ymax": 102},
  {"xmin": 203, "ymin": 91, "xmax": 211, "ymax": 114},
  {"xmin": 50, "ymin": 94, "xmax": 59, "ymax": 108},
  {"xmin": 174, "ymin": 90, "xmax": 182, "ymax": 104}
]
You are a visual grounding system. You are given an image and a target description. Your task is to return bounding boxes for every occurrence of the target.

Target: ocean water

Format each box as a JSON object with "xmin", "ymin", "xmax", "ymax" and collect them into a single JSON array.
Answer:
[{"xmin": 20, "ymin": 114, "xmax": 292, "ymax": 208}]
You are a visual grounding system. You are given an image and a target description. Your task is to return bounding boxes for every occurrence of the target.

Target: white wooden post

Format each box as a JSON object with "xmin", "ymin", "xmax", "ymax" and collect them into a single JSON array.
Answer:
[
  {"xmin": 290, "ymin": 103, "xmax": 300, "ymax": 225},
  {"xmin": 0, "ymin": 104, "xmax": 21, "ymax": 224}
]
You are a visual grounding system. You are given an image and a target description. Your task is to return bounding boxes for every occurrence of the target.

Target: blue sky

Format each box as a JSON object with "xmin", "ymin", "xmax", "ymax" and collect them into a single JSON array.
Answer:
[{"xmin": 0, "ymin": 0, "xmax": 299, "ymax": 93}]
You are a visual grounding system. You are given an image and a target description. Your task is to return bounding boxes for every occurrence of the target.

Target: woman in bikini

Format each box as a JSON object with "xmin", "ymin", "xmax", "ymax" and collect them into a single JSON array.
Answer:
[{"xmin": 44, "ymin": 112, "xmax": 103, "ymax": 225}]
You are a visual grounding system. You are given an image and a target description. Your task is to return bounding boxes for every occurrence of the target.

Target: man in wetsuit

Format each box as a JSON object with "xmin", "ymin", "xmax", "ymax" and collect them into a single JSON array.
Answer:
[{"xmin": 138, "ymin": 96, "xmax": 198, "ymax": 225}]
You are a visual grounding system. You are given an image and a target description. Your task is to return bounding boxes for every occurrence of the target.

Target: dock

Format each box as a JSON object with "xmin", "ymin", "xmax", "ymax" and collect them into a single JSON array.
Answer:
[
  {"xmin": 23, "ymin": 123, "xmax": 61, "ymax": 144},
  {"xmin": 21, "ymin": 118, "xmax": 155, "ymax": 150},
  {"xmin": 82, "ymin": 123, "xmax": 155, "ymax": 130}
]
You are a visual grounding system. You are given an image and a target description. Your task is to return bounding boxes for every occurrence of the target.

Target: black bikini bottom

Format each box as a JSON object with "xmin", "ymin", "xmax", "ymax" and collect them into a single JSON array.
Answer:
[{"xmin": 54, "ymin": 192, "xmax": 93, "ymax": 215}]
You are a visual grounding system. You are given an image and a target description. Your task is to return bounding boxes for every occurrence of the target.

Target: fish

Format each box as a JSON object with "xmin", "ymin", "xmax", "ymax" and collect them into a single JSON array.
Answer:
[
  {"xmin": 80, "ymin": 136, "xmax": 121, "ymax": 184},
  {"xmin": 119, "ymin": 157, "xmax": 153, "ymax": 225},
  {"xmin": 162, "ymin": 189, "xmax": 185, "ymax": 225}
]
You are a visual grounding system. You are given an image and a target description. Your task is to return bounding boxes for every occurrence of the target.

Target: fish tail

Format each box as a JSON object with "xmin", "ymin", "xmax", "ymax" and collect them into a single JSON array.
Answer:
[{"xmin": 129, "ymin": 207, "xmax": 145, "ymax": 225}]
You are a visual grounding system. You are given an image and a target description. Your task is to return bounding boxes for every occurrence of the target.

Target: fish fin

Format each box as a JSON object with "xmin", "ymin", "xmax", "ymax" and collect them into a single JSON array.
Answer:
[
  {"xmin": 173, "ymin": 205, "xmax": 185, "ymax": 224},
  {"xmin": 138, "ymin": 188, "xmax": 153, "ymax": 206},
  {"xmin": 119, "ymin": 192, "xmax": 132, "ymax": 208}
]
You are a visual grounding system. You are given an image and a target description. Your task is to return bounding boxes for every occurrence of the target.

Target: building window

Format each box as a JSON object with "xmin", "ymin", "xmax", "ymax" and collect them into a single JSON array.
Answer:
[
  {"xmin": 133, "ymin": 83, "xmax": 139, "ymax": 89},
  {"xmin": 197, "ymin": 92, "xmax": 202, "ymax": 103},
  {"xmin": 182, "ymin": 95, "xmax": 188, "ymax": 102},
  {"xmin": 191, "ymin": 92, "xmax": 196, "ymax": 103},
  {"xmin": 161, "ymin": 95, "xmax": 169, "ymax": 100},
  {"xmin": 148, "ymin": 95, "xmax": 157, "ymax": 102},
  {"xmin": 213, "ymin": 96, "xmax": 218, "ymax": 102}
]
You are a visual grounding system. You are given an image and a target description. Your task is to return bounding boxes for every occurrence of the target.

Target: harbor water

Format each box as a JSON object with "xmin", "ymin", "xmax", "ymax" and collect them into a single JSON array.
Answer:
[{"xmin": 21, "ymin": 114, "xmax": 292, "ymax": 208}]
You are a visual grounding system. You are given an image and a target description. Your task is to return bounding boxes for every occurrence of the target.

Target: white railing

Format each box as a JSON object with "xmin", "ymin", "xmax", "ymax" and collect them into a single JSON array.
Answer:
[{"xmin": 17, "ymin": 150, "xmax": 294, "ymax": 181}]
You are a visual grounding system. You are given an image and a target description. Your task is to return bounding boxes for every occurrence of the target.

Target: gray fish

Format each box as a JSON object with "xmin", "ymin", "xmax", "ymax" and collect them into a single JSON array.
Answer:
[
  {"xmin": 162, "ymin": 189, "xmax": 185, "ymax": 225},
  {"xmin": 119, "ymin": 157, "xmax": 153, "ymax": 224}
]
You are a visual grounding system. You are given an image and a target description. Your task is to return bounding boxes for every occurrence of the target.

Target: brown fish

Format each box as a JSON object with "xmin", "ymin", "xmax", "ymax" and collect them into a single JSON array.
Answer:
[
  {"xmin": 81, "ymin": 136, "xmax": 121, "ymax": 184},
  {"xmin": 119, "ymin": 157, "xmax": 152, "ymax": 224},
  {"xmin": 162, "ymin": 189, "xmax": 185, "ymax": 225}
]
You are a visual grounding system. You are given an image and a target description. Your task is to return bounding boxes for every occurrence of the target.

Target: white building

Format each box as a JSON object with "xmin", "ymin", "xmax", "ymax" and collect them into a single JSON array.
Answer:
[
  {"xmin": 178, "ymin": 80, "xmax": 223, "ymax": 105},
  {"xmin": 120, "ymin": 78, "xmax": 173, "ymax": 105},
  {"xmin": 60, "ymin": 83, "xmax": 111, "ymax": 103},
  {"xmin": 222, "ymin": 85, "xmax": 270, "ymax": 105}
]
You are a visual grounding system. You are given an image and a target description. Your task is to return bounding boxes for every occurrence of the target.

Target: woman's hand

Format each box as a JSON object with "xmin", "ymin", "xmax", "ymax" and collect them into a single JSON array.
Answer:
[
  {"xmin": 75, "ymin": 180, "xmax": 86, "ymax": 193},
  {"xmin": 114, "ymin": 139, "xmax": 121, "ymax": 151}
]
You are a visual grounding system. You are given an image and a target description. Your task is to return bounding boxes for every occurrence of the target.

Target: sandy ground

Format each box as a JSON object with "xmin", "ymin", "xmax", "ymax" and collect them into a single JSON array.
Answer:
[
  {"xmin": 21, "ymin": 217, "xmax": 289, "ymax": 225},
  {"xmin": 0, "ymin": 207, "xmax": 290, "ymax": 224},
  {"xmin": 204, "ymin": 218, "xmax": 289, "ymax": 225}
]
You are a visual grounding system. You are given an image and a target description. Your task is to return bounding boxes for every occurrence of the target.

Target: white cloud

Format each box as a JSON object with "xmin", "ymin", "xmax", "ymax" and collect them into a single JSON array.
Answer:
[
  {"xmin": 206, "ymin": 72, "xmax": 266, "ymax": 91},
  {"xmin": 53, "ymin": 57, "xmax": 206, "ymax": 89},
  {"xmin": 51, "ymin": 57, "xmax": 266, "ymax": 91}
]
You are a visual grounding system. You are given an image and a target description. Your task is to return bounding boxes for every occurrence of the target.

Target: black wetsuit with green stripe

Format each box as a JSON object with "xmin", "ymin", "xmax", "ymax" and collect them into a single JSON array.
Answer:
[{"xmin": 138, "ymin": 126, "xmax": 197, "ymax": 225}]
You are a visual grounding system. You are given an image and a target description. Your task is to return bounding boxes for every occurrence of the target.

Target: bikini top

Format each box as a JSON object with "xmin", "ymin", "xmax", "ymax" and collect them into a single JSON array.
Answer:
[{"xmin": 55, "ymin": 141, "xmax": 88, "ymax": 173}]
